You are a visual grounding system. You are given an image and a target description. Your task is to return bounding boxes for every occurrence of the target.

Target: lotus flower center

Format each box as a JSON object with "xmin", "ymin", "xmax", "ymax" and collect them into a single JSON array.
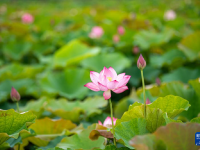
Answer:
[{"xmin": 107, "ymin": 77, "xmax": 112, "ymax": 82}]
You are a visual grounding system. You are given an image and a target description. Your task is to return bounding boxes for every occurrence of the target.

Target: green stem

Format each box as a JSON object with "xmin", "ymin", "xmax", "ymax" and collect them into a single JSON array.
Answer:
[
  {"xmin": 141, "ymin": 69, "xmax": 146, "ymax": 118},
  {"xmin": 16, "ymin": 102, "xmax": 20, "ymax": 150},
  {"xmin": 109, "ymin": 98, "xmax": 116, "ymax": 146},
  {"xmin": 16, "ymin": 102, "xmax": 20, "ymax": 113}
]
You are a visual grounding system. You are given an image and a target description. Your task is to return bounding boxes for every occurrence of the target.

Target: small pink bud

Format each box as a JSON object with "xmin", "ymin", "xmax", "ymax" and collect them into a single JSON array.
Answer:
[
  {"xmin": 113, "ymin": 34, "xmax": 120, "ymax": 43},
  {"xmin": 146, "ymin": 98, "xmax": 151, "ymax": 104},
  {"xmin": 133, "ymin": 46, "xmax": 139, "ymax": 54},
  {"xmin": 10, "ymin": 87, "xmax": 20, "ymax": 102},
  {"xmin": 156, "ymin": 77, "xmax": 161, "ymax": 86},
  {"xmin": 117, "ymin": 26, "xmax": 125, "ymax": 35},
  {"xmin": 21, "ymin": 13, "xmax": 34, "ymax": 24},
  {"xmin": 137, "ymin": 54, "xmax": 146, "ymax": 70},
  {"xmin": 164, "ymin": 10, "xmax": 176, "ymax": 21}
]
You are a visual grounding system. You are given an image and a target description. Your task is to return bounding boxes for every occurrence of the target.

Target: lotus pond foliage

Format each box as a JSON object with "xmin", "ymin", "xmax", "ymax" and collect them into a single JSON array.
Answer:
[{"xmin": 0, "ymin": 0, "xmax": 200, "ymax": 150}]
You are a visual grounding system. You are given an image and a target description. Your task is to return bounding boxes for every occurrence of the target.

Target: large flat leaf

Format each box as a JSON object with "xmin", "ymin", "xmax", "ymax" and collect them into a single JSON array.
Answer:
[
  {"xmin": 189, "ymin": 78, "xmax": 200, "ymax": 98},
  {"xmin": 150, "ymin": 49, "xmax": 186, "ymax": 68},
  {"xmin": 154, "ymin": 123, "xmax": 200, "ymax": 150},
  {"xmin": 133, "ymin": 28, "xmax": 174, "ymax": 50},
  {"xmin": 116, "ymin": 95, "xmax": 190, "ymax": 133},
  {"xmin": 0, "ymin": 109, "xmax": 36, "ymax": 145},
  {"xmin": 161, "ymin": 67, "xmax": 200, "ymax": 83},
  {"xmin": 20, "ymin": 97, "xmax": 48, "ymax": 118},
  {"xmin": 130, "ymin": 123, "xmax": 200, "ymax": 150},
  {"xmin": 190, "ymin": 117, "xmax": 200, "ymax": 123},
  {"xmin": 57, "ymin": 124, "xmax": 105, "ymax": 150},
  {"xmin": 46, "ymin": 96, "xmax": 107, "ymax": 122},
  {"xmin": 178, "ymin": 31, "xmax": 200, "ymax": 61},
  {"xmin": 129, "ymin": 134, "xmax": 166, "ymax": 150},
  {"xmin": 28, "ymin": 117, "xmax": 77, "ymax": 147},
  {"xmin": 39, "ymin": 68, "xmax": 90, "ymax": 99},
  {"xmin": 2, "ymin": 39, "xmax": 32, "ymax": 61},
  {"xmin": 137, "ymin": 81, "xmax": 200, "ymax": 120},
  {"xmin": 0, "ymin": 64, "xmax": 44, "ymax": 82},
  {"xmin": 114, "ymin": 118, "xmax": 148, "ymax": 148},
  {"xmin": 148, "ymin": 95, "xmax": 190, "ymax": 118},
  {"xmin": 53, "ymin": 40, "xmax": 100, "ymax": 68},
  {"xmin": 81, "ymin": 52, "xmax": 131, "ymax": 73}
]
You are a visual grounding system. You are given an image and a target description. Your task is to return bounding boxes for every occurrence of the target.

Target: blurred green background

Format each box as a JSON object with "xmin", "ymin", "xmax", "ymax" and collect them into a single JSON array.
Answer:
[{"xmin": 0, "ymin": 0, "xmax": 200, "ymax": 121}]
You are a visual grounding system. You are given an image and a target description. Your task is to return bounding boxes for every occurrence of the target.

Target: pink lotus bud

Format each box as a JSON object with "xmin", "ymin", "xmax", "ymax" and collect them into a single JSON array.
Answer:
[
  {"xmin": 146, "ymin": 98, "xmax": 151, "ymax": 104},
  {"xmin": 113, "ymin": 34, "xmax": 120, "ymax": 43},
  {"xmin": 10, "ymin": 87, "xmax": 20, "ymax": 102},
  {"xmin": 156, "ymin": 77, "xmax": 161, "ymax": 86},
  {"xmin": 22, "ymin": 13, "xmax": 34, "ymax": 24},
  {"xmin": 117, "ymin": 26, "xmax": 125, "ymax": 35},
  {"xmin": 164, "ymin": 10, "xmax": 176, "ymax": 21},
  {"xmin": 133, "ymin": 46, "xmax": 139, "ymax": 54},
  {"xmin": 89, "ymin": 26, "xmax": 104, "ymax": 39},
  {"xmin": 137, "ymin": 54, "xmax": 146, "ymax": 70}
]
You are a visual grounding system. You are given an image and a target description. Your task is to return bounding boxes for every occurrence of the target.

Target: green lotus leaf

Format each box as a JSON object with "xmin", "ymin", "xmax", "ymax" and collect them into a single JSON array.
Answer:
[
  {"xmin": 153, "ymin": 123, "xmax": 200, "ymax": 150},
  {"xmin": 190, "ymin": 117, "xmax": 200, "ymax": 123},
  {"xmin": 114, "ymin": 118, "xmax": 148, "ymax": 148},
  {"xmin": 0, "ymin": 63, "xmax": 44, "ymax": 82},
  {"xmin": 20, "ymin": 97, "xmax": 48, "ymax": 118},
  {"xmin": 0, "ymin": 109, "xmax": 36, "ymax": 145},
  {"xmin": 39, "ymin": 68, "xmax": 91, "ymax": 99},
  {"xmin": 133, "ymin": 28, "xmax": 174, "ymax": 50},
  {"xmin": 53, "ymin": 40, "xmax": 100, "ymax": 68},
  {"xmin": 137, "ymin": 81, "xmax": 200, "ymax": 120},
  {"xmin": 178, "ymin": 31, "xmax": 200, "ymax": 61},
  {"xmin": 128, "ymin": 102, "xmax": 142, "ymax": 111},
  {"xmin": 148, "ymin": 95, "xmax": 190, "ymax": 118},
  {"xmin": 150, "ymin": 49, "xmax": 186, "ymax": 68},
  {"xmin": 116, "ymin": 95, "xmax": 190, "ymax": 132},
  {"xmin": 161, "ymin": 67, "xmax": 200, "ymax": 83},
  {"xmin": 28, "ymin": 117, "xmax": 77, "ymax": 147},
  {"xmin": 163, "ymin": 113, "xmax": 182, "ymax": 124},
  {"xmin": 45, "ymin": 96, "xmax": 107, "ymax": 122},
  {"xmin": 57, "ymin": 124, "xmax": 105, "ymax": 150},
  {"xmin": 129, "ymin": 134, "xmax": 165, "ymax": 150},
  {"xmin": 96, "ymin": 145, "xmax": 131, "ymax": 150},
  {"xmin": 81, "ymin": 52, "xmax": 131, "ymax": 73},
  {"xmin": 189, "ymin": 78, "xmax": 200, "ymax": 98},
  {"xmin": 130, "ymin": 123, "xmax": 200, "ymax": 150},
  {"xmin": 37, "ymin": 147, "xmax": 64, "ymax": 150},
  {"xmin": 2, "ymin": 39, "xmax": 32, "ymax": 61}
]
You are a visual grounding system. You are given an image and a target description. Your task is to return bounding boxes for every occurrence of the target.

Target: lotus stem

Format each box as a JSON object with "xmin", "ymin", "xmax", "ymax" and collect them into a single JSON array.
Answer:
[
  {"xmin": 141, "ymin": 69, "xmax": 146, "ymax": 118},
  {"xmin": 109, "ymin": 98, "xmax": 116, "ymax": 146},
  {"xmin": 16, "ymin": 102, "xmax": 20, "ymax": 113}
]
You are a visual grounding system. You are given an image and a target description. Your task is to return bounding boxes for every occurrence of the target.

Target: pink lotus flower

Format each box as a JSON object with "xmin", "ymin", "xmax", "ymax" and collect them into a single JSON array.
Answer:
[
  {"xmin": 10, "ymin": 87, "xmax": 20, "ymax": 102},
  {"xmin": 84, "ymin": 67, "xmax": 131, "ymax": 100},
  {"xmin": 164, "ymin": 10, "xmax": 176, "ymax": 21},
  {"xmin": 113, "ymin": 34, "xmax": 120, "ymax": 43},
  {"xmin": 137, "ymin": 54, "xmax": 146, "ymax": 70},
  {"xmin": 89, "ymin": 26, "xmax": 104, "ymax": 39},
  {"xmin": 98, "ymin": 116, "xmax": 117, "ymax": 128},
  {"xmin": 118, "ymin": 26, "xmax": 125, "ymax": 35},
  {"xmin": 146, "ymin": 98, "xmax": 151, "ymax": 104},
  {"xmin": 22, "ymin": 13, "xmax": 34, "ymax": 24}
]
